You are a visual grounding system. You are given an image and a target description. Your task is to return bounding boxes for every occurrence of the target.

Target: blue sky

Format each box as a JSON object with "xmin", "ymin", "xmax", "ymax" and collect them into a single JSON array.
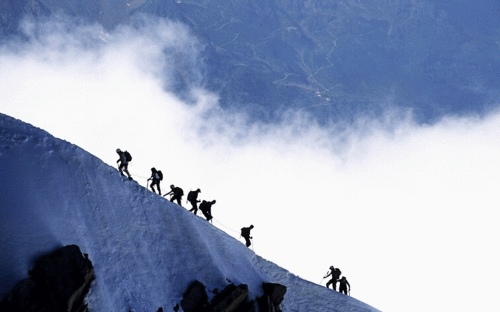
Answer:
[{"xmin": 1, "ymin": 5, "xmax": 500, "ymax": 311}]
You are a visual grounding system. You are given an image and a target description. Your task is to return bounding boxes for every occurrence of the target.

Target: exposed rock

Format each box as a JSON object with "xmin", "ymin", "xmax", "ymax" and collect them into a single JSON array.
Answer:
[
  {"xmin": 181, "ymin": 280, "xmax": 209, "ymax": 312},
  {"xmin": 257, "ymin": 283, "xmax": 287, "ymax": 312},
  {"xmin": 0, "ymin": 278, "xmax": 37, "ymax": 311},
  {"xmin": 0, "ymin": 244, "xmax": 95, "ymax": 312},
  {"xmin": 257, "ymin": 296, "xmax": 276, "ymax": 312},
  {"xmin": 179, "ymin": 281, "xmax": 286, "ymax": 312},
  {"xmin": 232, "ymin": 299, "xmax": 256, "ymax": 312},
  {"xmin": 208, "ymin": 284, "xmax": 249, "ymax": 312},
  {"xmin": 262, "ymin": 283, "xmax": 286, "ymax": 306}
]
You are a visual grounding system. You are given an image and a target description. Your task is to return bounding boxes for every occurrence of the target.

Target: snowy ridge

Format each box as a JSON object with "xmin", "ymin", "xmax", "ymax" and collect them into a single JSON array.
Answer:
[{"xmin": 0, "ymin": 113, "xmax": 379, "ymax": 312}]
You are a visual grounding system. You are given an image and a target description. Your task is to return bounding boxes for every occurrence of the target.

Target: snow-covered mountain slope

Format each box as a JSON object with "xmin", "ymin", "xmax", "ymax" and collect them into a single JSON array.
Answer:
[{"xmin": 0, "ymin": 112, "xmax": 379, "ymax": 311}]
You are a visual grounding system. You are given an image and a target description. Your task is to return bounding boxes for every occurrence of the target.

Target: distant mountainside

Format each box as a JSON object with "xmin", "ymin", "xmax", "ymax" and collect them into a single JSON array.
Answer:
[
  {"xmin": 2, "ymin": 0, "xmax": 499, "ymax": 124},
  {"xmin": 0, "ymin": 112, "xmax": 381, "ymax": 311}
]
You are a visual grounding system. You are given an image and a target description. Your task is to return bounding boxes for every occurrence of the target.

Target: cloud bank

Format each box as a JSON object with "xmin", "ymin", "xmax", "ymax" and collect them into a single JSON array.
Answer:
[{"xmin": 1, "ymin": 15, "xmax": 499, "ymax": 312}]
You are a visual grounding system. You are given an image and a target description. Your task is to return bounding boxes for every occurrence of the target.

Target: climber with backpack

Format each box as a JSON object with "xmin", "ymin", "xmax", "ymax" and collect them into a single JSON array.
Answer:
[
  {"xmin": 164, "ymin": 184, "xmax": 184, "ymax": 206},
  {"xmin": 199, "ymin": 200, "xmax": 216, "ymax": 221},
  {"xmin": 147, "ymin": 167, "xmax": 163, "ymax": 195},
  {"xmin": 338, "ymin": 276, "xmax": 351, "ymax": 296},
  {"xmin": 240, "ymin": 225, "xmax": 254, "ymax": 248},
  {"xmin": 116, "ymin": 148, "xmax": 132, "ymax": 180},
  {"xmin": 324, "ymin": 266, "xmax": 342, "ymax": 291},
  {"xmin": 187, "ymin": 189, "xmax": 201, "ymax": 215}
]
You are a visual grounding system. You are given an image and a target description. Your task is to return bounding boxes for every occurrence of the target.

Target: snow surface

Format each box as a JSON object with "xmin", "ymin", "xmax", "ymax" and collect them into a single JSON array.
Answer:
[{"xmin": 0, "ymin": 112, "xmax": 379, "ymax": 312}]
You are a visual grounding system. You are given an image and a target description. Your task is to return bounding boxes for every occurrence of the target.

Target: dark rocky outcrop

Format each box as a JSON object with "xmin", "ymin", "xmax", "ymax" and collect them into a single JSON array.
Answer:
[
  {"xmin": 181, "ymin": 280, "xmax": 210, "ymax": 312},
  {"xmin": 180, "ymin": 280, "xmax": 286, "ymax": 312},
  {"xmin": 0, "ymin": 244, "xmax": 95, "ymax": 312},
  {"xmin": 257, "ymin": 283, "xmax": 287, "ymax": 312},
  {"xmin": 208, "ymin": 283, "xmax": 249, "ymax": 312}
]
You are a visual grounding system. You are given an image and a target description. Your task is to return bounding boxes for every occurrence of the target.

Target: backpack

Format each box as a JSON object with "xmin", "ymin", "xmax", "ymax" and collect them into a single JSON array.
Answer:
[
  {"xmin": 187, "ymin": 191, "xmax": 196, "ymax": 202},
  {"xmin": 173, "ymin": 187, "xmax": 184, "ymax": 196},
  {"xmin": 157, "ymin": 170, "xmax": 163, "ymax": 180},
  {"xmin": 124, "ymin": 151, "xmax": 132, "ymax": 162},
  {"xmin": 335, "ymin": 268, "xmax": 342, "ymax": 278}
]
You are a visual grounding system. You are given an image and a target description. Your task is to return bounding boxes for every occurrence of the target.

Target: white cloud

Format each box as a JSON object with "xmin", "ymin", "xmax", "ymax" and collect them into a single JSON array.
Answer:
[{"xmin": 1, "ymin": 15, "xmax": 500, "ymax": 312}]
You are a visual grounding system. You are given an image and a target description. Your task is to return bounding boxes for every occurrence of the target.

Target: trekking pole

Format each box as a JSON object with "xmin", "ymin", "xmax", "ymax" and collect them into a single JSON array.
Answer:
[
  {"xmin": 320, "ymin": 270, "xmax": 329, "ymax": 284},
  {"xmin": 251, "ymin": 237, "xmax": 254, "ymax": 251}
]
